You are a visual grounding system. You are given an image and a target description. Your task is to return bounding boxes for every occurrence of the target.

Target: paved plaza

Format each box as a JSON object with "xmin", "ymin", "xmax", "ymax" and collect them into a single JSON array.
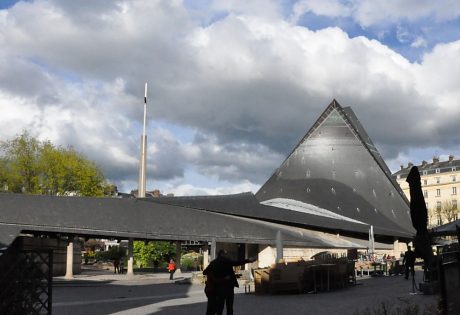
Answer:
[{"xmin": 52, "ymin": 267, "xmax": 438, "ymax": 315}]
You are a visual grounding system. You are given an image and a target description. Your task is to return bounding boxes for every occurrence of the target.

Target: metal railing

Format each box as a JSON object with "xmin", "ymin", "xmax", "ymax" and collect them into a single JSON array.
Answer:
[
  {"xmin": 438, "ymin": 244, "xmax": 460, "ymax": 315},
  {"xmin": 0, "ymin": 238, "xmax": 53, "ymax": 314}
]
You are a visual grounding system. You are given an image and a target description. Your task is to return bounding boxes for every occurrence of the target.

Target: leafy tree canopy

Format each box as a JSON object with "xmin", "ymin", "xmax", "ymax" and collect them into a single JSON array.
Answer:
[
  {"xmin": 0, "ymin": 131, "xmax": 112, "ymax": 196},
  {"xmin": 95, "ymin": 246, "xmax": 125, "ymax": 261},
  {"xmin": 133, "ymin": 241, "xmax": 176, "ymax": 268}
]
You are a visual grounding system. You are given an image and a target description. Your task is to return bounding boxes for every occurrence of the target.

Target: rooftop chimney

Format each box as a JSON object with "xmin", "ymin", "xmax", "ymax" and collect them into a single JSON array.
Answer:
[
  {"xmin": 400, "ymin": 165, "xmax": 404, "ymax": 170},
  {"xmin": 408, "ymin": 162, "xmax": 413, "ymax": 168},
  {"xmin": 449, "ymin": 155, "xmax": 455, "ymax": 162},
  {"xmin": 433, "ymin": 156, "xmax": 439, "ymax": 164},
  {"xmin": 422, "ymin": 160, "xmax": 428, "ymax": 167}
]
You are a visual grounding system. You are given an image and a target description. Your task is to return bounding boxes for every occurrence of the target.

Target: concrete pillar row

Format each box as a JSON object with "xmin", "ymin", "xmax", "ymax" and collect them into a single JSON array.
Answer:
[
  {"xmin": 203, "ymin": 242, "xmax": 210, "ymax": 269},
  {"xmin": 127, "ymin": 238, "xmax": 134, "ymax": 276},
  {"xmin": 276, "ymin": 230, "xmax": 283, "ymax": 262},
  {"xmin": 211, "ymin": 238, "xmax": 217, "ymax": 261},
  {"xmin": 65, "ymin": 238, "xmax": 74, "ymax": 279},
  {"xmin": 244, "ymin": 243, "xmax": 250, "ymax": 271},
  {"xmin": 175, "ymin": 241, "xmax": 182, "ymax": 274},
  {"xmin": 393, "ymin": 238, "xmax": 399, "ymax": 257}
]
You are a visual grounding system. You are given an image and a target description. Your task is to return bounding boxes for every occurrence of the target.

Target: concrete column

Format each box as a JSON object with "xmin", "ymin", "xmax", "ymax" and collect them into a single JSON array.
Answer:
[
  {"xmin": 65, "ymin": 239, "xmax": 74, "ymax": 279},
  {"xmin": 127, "ymin": 238, "xmax": 134, "ymax": 276},
  {"xmin": 393, "ymin": 238, "xmax": 399, "ymax": 257},
  {"xmin": 276, "ymin": 231, "xmax": 283, "ymax": 262},
  {"xmin": 244, "ymin": 243, "xmax": 250, "ymax": 271},
  {"xmin": 203, "ymin": 242, "xmax": 210, "ymax": 268},
  {"xmin": 211, "ymin": 238, "xmax": 217, "ymax": 260},
  {"xmin": 175, "ymin": 241, "xmax": 182, "ymax": 273}
]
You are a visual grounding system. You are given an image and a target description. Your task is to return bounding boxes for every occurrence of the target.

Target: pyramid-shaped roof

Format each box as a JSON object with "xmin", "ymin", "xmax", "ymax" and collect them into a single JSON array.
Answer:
[{"xmin": 256, "ymin": 100, "xmax": 413, "ymax": 235}]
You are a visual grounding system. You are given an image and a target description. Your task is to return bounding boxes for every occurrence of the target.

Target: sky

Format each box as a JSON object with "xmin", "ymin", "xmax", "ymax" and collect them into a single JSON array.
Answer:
[{"xmin": 1, "ymin": 0, "xmax": 460, "ymax": 196}]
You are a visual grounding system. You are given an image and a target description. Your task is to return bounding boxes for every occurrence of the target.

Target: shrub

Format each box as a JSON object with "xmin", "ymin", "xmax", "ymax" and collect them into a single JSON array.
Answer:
[
  {"xmin": 95, "ymin": 246, "xmax": 125, "ymax": 262},
  {"xmin": 181, "ymin": 252, "xmax": 203, "ymax": 271}
]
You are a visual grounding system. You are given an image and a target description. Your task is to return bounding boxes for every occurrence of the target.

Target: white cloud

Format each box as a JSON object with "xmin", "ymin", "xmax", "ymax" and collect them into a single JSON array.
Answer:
[
  {"xmin": 167, "ymin": 180, "xmax": 260, "ymax": 196},
  {"xmin": 291, "ymin": 0, "xmax": 351, "ymax": 23},
  {"xmin": 291, "ymin": 0, "xmax": 460, "ymax": 27},
  {"xmin": 411, "ymin": 36, "xmax": 428, "ymax": 48},
  {"xmin": 354, "ymin": 0, "xmax": 460, "ymax": 26},
  {"xmin": 396, "ymin": 25, "xmax": 411, "ymax": 43},
  {"xmin": 210, "ymin": 0, "xmax": 281, "ymax": 20},
  {"xmin": 1, "ymin": 0, "xmax": 460, "ymax": 194}
]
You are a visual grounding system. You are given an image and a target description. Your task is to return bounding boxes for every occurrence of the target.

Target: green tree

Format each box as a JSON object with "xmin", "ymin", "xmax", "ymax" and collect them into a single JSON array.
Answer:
[
  {"xmin": 95, "ymin": 246, "xmax": 125, "ymax": 261},
  {"xmin": 133, "ymin": 241, "xmax": 176, "ymax": 268},
  {"xmin": 0, "ymin": 131, "xmax": 109, "ymax": 196},
  {"xmin": 0, "ymin": 132, "xmax": 40, "ymax": 193}
]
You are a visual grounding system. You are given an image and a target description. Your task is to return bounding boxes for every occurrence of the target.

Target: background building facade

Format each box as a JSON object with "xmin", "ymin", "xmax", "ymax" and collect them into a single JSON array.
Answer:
[{"xmin": 393, "ymin": 155, "xmax": 460, "ymax": 227}]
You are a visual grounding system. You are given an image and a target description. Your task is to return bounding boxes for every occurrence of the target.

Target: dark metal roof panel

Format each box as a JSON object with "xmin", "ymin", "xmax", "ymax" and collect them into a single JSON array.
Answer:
[
  {"xmin": 255, "ymin": 100, "xmax": 414, "ymax": 236},
  {"xmin": 147, "ymin": 192, "xmax": 369, "ymax": 232},
  {"xmin": 148, "ymin": 192, "xmax": 412, "ymax": 239},
  {"xmin": 430, "ymin": 219, "xmax": 460, "ymax": 236}
]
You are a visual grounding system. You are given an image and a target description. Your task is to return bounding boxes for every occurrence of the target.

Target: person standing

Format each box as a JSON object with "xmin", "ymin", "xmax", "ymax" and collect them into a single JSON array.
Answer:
[
  {"xmin": 403, "ymin": 245, "xmax": 416, "ymax": 280},
  {"xmin": 113, "ymin": 258, "xmax": 120, "ymax": 274},
  {"xmin": 168, "ymin": 259, "xmax": 176, "ymax": 280},
  {"xmin": 119, "ymin": 257, "xmax": 124, "ymax": 274},
  {"xmin": 203, "ymin": 250, "xmax": 256, "ymax": 315}
]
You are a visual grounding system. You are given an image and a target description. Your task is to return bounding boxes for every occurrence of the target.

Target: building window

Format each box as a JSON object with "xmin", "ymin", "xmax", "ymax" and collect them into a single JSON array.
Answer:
[
  {"xmin": 423, "ymin": 170, "xmax": 428, "ymax": 175},
  {"xmin": 436, "ymin": 189, "xmax": 441, "ymax": 197},
  {"xmin": 424, "ymin": 179, "xmax": 428, "ymax": 185},
  {"xmin": 437, "ymin": 215, "xmax": 443, "ymax": 226},
  {"xmin": 453, "ymin": 199, "xmax": 458, "ymax": 210},
  {"xmin": 424, "ymin": 190, "xmax": 428, "ymax": 198},
  {"xmin": 452, "ymin": 175, "xmax": 457, "ymax": 182},
  {"xmin": 436, "ymin": 177, "xmax": 440, "ymax": 184},
  {"xmin": 437, "ymin": 201, "xmax": 442, "ymax": 211},
  {"xmin": 453, "ymin": 167, "xmax": 457, "ymax": 172},
  {"xmin": 454, "ymin": 213, "xmax": 459, "ymax": 221},
  {"xmin": 436, "ymin": 168, "xmax": 440, "ymax": 173},
  {"xmin": 453, "ymin": 187, "xmax": 457, "ymax": 195}
]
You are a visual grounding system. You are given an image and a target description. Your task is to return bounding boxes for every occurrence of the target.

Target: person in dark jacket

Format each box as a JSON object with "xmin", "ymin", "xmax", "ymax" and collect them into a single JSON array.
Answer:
[
  {"xmin": 203, "ymin": 250, "xmax": 256, "ymax": 315},
  {"xmin": 403, "ymin": 245, "xmax": 416, "ymax": 280}
]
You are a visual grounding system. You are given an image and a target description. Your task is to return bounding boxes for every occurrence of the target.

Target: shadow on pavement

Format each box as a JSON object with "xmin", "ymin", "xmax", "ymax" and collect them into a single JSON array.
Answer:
[{"xmin": 53, "ymin": 281, "xmax": 195, "ymax": 315}]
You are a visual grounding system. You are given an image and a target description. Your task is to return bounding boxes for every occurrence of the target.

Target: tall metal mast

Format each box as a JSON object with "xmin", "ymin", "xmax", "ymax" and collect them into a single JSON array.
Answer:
[{"xmin": 138, "ymin": 82, "xmax": 147, "ymax": 198}]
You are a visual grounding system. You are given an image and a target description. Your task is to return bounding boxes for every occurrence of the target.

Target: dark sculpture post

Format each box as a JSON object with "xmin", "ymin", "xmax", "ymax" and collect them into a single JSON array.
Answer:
[{"xmin": 406, "ymin": 166, "xmax": 433, "ymax": 268}]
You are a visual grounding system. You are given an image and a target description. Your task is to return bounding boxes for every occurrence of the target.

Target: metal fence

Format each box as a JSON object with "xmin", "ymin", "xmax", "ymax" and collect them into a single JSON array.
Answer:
[
  {"xmin": 438, "ymin": 243, "xmax": 460, "ymax": 315},
  {"xmin": 0, "ymin": 238, "xmax": 53, "ymax": 314}
]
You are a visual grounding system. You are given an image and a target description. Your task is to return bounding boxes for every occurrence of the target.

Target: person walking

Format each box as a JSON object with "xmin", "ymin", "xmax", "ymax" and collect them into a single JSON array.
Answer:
[
  {"xmin": 203, "ymin": 250, "xmax": 256, "ymax": 315},
  {"xmin": 113, "ymin": 258, "xmax": 120, "ymax": 274},
  {"xmin": 168, "ymin": 259, "xmax": 176, "ymax": 280},
  {"xmin": 403, "ymin": 245, "xmax": 416, "ymax": 280},
  {"xmin": 119, "ymin": 257, "xmax": 124, "ymax": 274}
]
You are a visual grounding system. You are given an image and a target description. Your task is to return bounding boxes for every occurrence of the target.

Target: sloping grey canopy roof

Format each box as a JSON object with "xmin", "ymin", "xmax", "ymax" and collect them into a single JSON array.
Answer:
[
  {"xmin": 256, "ymin": 100, "xmax": 414, "ymax": 237},
  {"xmin": 148, "ymin": 192, "xmax": 412, "ymax": 239},
  {"xmin": 148, "ymin": 192, "xmax": 369, "ymax": 232},
  {"xmin": 0, "ymin": 193, "xmax": 364, "ymax": 249},
  {"xmin": 430, "ymin": 219, "xmax": 460, "ymax": 236}
]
